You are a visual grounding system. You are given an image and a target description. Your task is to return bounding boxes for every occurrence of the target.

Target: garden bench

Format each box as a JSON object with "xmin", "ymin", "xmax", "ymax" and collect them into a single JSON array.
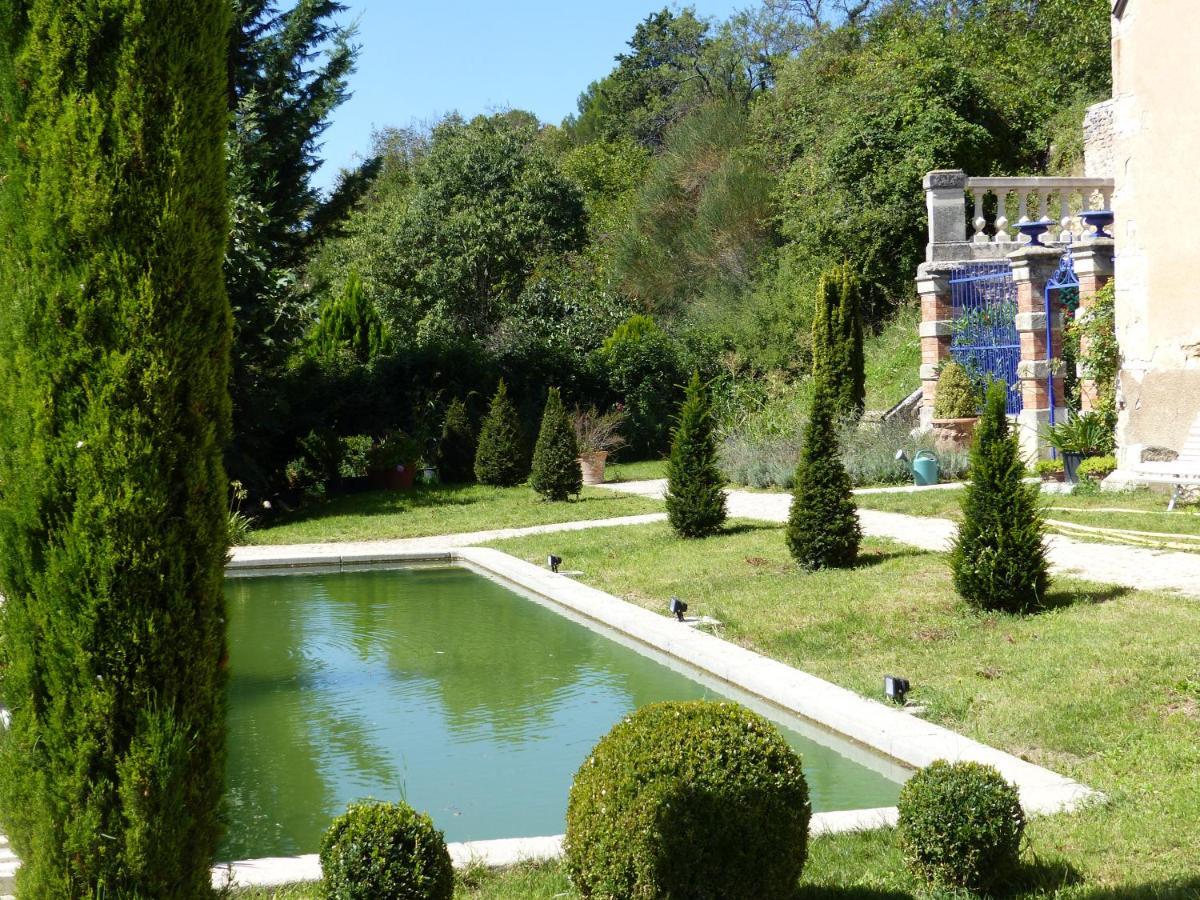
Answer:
[{"xmin": 1131, "ymin": 414, "xmax": 1200, "ymax": 511}]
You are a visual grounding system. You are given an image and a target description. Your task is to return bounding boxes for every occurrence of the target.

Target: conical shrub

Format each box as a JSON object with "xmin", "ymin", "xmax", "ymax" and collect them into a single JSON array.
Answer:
[
  {"xmin": 666, "ymin": 372, "xmax": 727, "ymax": 537},
  {"xmin": 438, "ymin": 397, "xmax": 476, "ymax": 483},
  {"xmin": 950, "ymin": 380, "xmax": 1049, "ymax": 611},
  {"xmin": 787, "ymin": 382, "xmax": 861, "ymax": 569},
  {"xmin": 474, "ymin": 379, "xmax": 527, "ymax": 486},
  {"xmin": 530, "ymin": 387, "xmax": 583, "ymax": 501},
  {"xmin": 811, "ymin": 264, "xmax": 865, "ymax": 420}
]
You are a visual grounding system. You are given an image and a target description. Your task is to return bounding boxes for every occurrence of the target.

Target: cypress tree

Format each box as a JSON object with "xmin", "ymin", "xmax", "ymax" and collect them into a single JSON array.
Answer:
[
  {"xmin": 474, "ymin": 380, "xmax": 528, "ymax": 487},
  {"xmin": 950, "ymin": 381, "xmax": 1049, "ymax": 612},
  {"xmin": 666, "ymin": 372, "xmax": 727, "ymax": 538},
  {"xmin": 786, "ymin": 382, "xmax": 861, "ymax": 569},
  {"xmin": 310, "ymin": 270, "xmax": 391, "ymax": 362},
  {"xmin": 811, "ymin": 264, "xmax": 865, "ymax": 420},
  {"xmin": 530, "ymin": 388, "xmax": 584, "ymax": 501},
  {"xmin": 0, "ymin": 1, "xmax": 232, "ymax": 896},
  {"xmin": 438, "ymin": 397, "xmax": 477, "ymax": 484}
]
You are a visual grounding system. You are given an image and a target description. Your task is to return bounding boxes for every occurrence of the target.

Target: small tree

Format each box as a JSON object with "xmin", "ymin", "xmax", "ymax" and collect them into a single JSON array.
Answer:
[
  {"xmin": 787, "ymin": 382, "xmax": 861, "ymax": 569},
  {"xmin": 950, "ymin": 380, "xmax": 1049, "ymax": 612},
  {"xmin": 438, "ymin": 397, "xmax": 476, "ymax": 483},
  {"xmin": 310, "ymin": 270, "xmax": 391, "ymax": 363},
  {"xmin": 933, "ymin": 359, "xmax": 980, "ymax": 419},
  {"xmin": 666, "ymin": 372, "xmax": 727, "ymax": 537},
  {"xmin": 530, "ymin": 387, "xmax": 583, "ymax": 501},
  {"xmin": 811, "ymin": 263, "xmax": 865, "ymax": 420},
  {"xmin": 474, "ymin": 380, "xmax": 527, "ymax": 486}
]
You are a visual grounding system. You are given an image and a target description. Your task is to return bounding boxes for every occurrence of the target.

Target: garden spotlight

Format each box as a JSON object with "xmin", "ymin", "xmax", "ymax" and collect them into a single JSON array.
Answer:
[{"xmin": 669, "ymin": 597, "xmax": 688, "ymax": 622}]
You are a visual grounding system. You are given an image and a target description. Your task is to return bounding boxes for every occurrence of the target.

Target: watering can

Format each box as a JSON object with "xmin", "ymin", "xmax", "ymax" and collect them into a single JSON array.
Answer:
[{"xmin": 912, "ymin": 450, "xmax": 939, "ymax": 486}]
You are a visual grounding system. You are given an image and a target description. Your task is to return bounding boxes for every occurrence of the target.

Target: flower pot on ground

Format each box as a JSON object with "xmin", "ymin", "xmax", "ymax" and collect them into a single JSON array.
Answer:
[
  {"xmin": 931, "ymin": 360, "xmax": 981, "ymax": 453},
  {"xmin": 367, "ymin": 434, "xmax": 421, "ymax": 491},
  {"xmin": 573, "ymin": 406, "xmax": 628, "ymax": 486},
  {"xmin": 1044, "ymin": 412, "xmax": 1112, "ymax": 484}
]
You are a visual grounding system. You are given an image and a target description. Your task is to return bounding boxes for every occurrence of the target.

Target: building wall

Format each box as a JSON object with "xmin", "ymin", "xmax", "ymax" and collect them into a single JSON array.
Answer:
[
  {"xmin": 1083, "ymin": 99, "xmax": 1114, "ymax": 179},
  {"xmin": 1111, "ymin": 0, "xmax": 1200, "ymax": 462}
]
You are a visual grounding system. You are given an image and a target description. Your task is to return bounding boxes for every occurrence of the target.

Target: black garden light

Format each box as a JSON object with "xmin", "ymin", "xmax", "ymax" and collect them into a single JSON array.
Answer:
[
  {"xmin": 668, "ymin": 597, "xmax": 688, "ymax": 622},
  {"xmin": 547, "ymin": 554, "xmax": 562, "ymax": 573},
  {"xmin": 884, "ymin": 675, "xmax": 910, "ymax": 704}
]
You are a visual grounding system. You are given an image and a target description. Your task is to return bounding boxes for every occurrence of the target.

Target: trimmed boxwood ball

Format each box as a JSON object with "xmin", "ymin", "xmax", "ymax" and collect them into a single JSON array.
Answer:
[
  {"xmin": 897, "ymin": 760, "xmax": 1026, "ymax": 892},
  {"xmin": 320, "ymin": 801, "xmax": 454, "ymax": 900},
  {"xmin": 565, "ymin": 701, "xmax": 811, "ymax": 900}
]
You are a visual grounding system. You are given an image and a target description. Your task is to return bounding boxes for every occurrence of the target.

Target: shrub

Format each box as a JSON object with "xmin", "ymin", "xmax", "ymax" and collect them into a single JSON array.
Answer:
[
  {"xmin": 320, "ymin": 801, "xmax": 454, "ymax": 900},
  {"xmin": 474, "ymin": 379, "xmax": 528, "ymax": 486},
  {"xmin": 310, "ymin": 270, "xmax": 391, "ymax": 363},
  {"xmin": 933, "ymin": 359, "xmax": 980, "ymax": 419},
  {"xmin": 811, "ymin": 263, "xmax": 865, "ymax": 419},
  {"xmin": 530, "ymin": 387, "xmax": 583, "ymax": 501},
  {"xmin": 787, "ymin": 383, "xmax": 861, "ymax": 569},
  {"xmin": 1077, "ymin": 454, "xmax": 1117, "ymax": 480},
  {"xmin": 1044, "ymin": 411, "xmax": 1112, "ymax": 455},
  {"xmin": 1034, "ymin": 457, "xmax": 1064, "ymax": 480},
  {"xmin": 951, "ymin": 380, "xmax": 1049, "ymax": 612},
  {"xmin": 339, "ymin": 435, "xmax": 376, "ymax": 479},
  {"xmin": 897, "ymin": 760, "xmax": 1025, "ymax": 892},
  {"xmin": 666, "ymin": 372, "xmax": 727, "ymax": 537},
  {"xmin": 438, "ymin": 397, "xmax": 476, "ymax": 483},
  {"xmin": 721, "ymin": 433, "xmax": 804, "ymax": 489},
  {"xmin": 565, "ymin": 701, "xmax": 811, "ymax": 900},
  {"xmin": 598, "ymin": 315, "xmax": 685, "ymax": 457}
]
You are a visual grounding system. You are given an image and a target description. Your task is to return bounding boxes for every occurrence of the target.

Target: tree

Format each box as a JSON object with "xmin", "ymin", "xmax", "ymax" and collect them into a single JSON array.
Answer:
[
  {"xmin": 474, "ymin": 380, "xmax": 528, "ymax": 487},
  {"xmin": 0, "ymin": 1, "xmax": 232, "ymax": 895},
  {"xmin": 438, "ymin": 397, "xmax": 477, "ymax": 484},
  {"xmin": 666, "ymin": 372, "xmax": 727, "ymax": 537},
  {"xmin": 811, "ymin": 264, "xmax": 865, "ymax": 419},
  {"xmin": 530, "ymin": 388, "xmax": 584, "ymax": 501},
  {"xmin": 950, "ymin": 380, "xmax": 1048, "ymax": 612},
  {"xmin": 310, "ymin": 270, "xmax": 391, "ymax": 362},
  {"xmin": 786, "ymin": 383, "xmax": 861, "ymax": 569}
]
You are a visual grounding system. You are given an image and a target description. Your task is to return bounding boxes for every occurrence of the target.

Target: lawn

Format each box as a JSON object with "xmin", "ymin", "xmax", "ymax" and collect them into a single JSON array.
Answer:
[
  {"xmin": 242, "ymin": 483, "xmax": 661, "ymax": 545},
  {"xmin": 601, "ymin": 456, "xmax": 668, "ymax": 482}
]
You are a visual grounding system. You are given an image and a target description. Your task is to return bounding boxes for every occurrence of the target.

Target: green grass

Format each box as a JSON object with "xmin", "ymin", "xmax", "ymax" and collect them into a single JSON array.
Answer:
[
  {"xmin": 603, "ymin": 456, "xmax": 668, "ymax": 482},
  {"xmin": 243, "ymin": 483, "xmax": 660, "ymax": 545},
  {"xmin": 864, "ymin": 303, "xmax": 921, "ymax": 413}
]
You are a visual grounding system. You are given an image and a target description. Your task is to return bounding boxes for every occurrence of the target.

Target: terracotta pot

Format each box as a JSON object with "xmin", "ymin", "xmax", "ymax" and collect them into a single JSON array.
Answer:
[
  {"xmin": 931, "ymin": 417, "xmax": 978, "ymax": 453},
  {"xmin": 578, "ymin": 451, "xmax": 609, "ymax": 486},
  {"xmin": 368, "ymin": 464, "xmax": 415, "ymax": 490}
]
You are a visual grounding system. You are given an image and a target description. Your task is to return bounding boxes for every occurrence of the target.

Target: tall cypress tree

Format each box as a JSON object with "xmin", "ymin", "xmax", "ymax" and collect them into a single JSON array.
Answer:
[
  {"xmin": 530, "ymin": 388, "xmax": 583, "ymax": 501},
  {"xmin": 474, "ymin": 380, "xmax": 527, "ymax": 487},
  {"xmin": 811, "ymin": 263, "xmax": 865, "ymax": 420},
  {"xmin": 0, "ymin": 2, "xmax": 232, "ymax": 896},
  {"xmin": 665, "ymin": 372, "xmax": 727, "ymax": 538}
]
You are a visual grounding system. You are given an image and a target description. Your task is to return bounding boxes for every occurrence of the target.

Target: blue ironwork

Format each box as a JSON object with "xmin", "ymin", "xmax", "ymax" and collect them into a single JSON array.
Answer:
[
  {"xmin": 948, "ymin": 262, "xmax": 1021, "ymax": 414},
  {"xmin": 1044, "ymin": 248, "xmax": 1081, "ymax": 432}
]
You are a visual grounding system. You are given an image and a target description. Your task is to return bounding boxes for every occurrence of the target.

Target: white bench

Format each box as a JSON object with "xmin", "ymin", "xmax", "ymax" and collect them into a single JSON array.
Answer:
[{"xmin": 1131, "ymin": 415, "xmax": 1200, "ymax": 511}]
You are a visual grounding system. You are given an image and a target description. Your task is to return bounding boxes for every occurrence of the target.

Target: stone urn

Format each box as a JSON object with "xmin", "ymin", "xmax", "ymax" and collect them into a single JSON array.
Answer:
[
  {"xmin": 931, "ymin": 417, "xmax": 978, "ymax": 453},
  {"xmin": 578, "ymin": 451, "xmax": 609, "ymax": 485}
]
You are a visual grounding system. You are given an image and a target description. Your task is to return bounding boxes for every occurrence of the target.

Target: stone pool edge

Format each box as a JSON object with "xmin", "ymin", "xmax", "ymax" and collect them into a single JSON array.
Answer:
[{"xmin": 214, "ymin": 543, "xmax": 1103, "ymax": 889}]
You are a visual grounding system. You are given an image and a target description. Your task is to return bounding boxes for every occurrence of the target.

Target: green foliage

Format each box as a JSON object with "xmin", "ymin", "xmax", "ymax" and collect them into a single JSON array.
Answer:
[
  {"xmin": 1034, "ymin": 457, "xmax": 1064, "ymax": 479},
  {"xmin": 1077, "ymin": 454, "xmax": 1117, "ymax": 481},
  {"xmin": 666, "ymin": 372, "xmax": 728, "ymax": 537},
  {"xmin": 530, "ymin": 388, "xmax": 583, "ymax": 501},
  {"xmin": 438, "ymin": 398, "xmax": 477, "ymax": 484},
  {"xmin": 951, "ymin": 381, "xmax": 1049, "ymax": 612},
  {"xmin": 369, "ymin": 433, "xmax": 422, "ymax": 471},
  {"xmin": 474, "ymin": 380, "xmax": 528, "ymax": 487},
  {"xmin": 1044, "ymin": 411, "xmax": 1112, "ymax": 455},
  {"xmin": 932, "ymin": 358, "xmax": 981, "ymax": 419},
  {"xmin": 564, "ymin": 701, "xmax": 811, "ymax": 900},
  {"xmin": 310, "ymin": 271, "xmax": 391, "ymax": 362},
  {"xmin": 599, "ymin": 316, "xmax": 686, "ymax": 457},
  {"xmin": 811, "ymin": 263, "xmax": 866, "ymax": 419},
  {"xmin": 897, "ymin": 760, "xmax": 1025, "ymax": 892},
  {"xmin": 0, "ymin": 0, "xmax": 232, "ymax": 894},
  {"xmin": 787, "ymin": 384, "xmax": 862, "ymax": 569},
  {"xmin": 320, "ymin": 801, "xmax": 454, "ymax": 900},
  {"xmin": 1064, "ymin": 280, "xmax": 1119, "ymax": 446}
]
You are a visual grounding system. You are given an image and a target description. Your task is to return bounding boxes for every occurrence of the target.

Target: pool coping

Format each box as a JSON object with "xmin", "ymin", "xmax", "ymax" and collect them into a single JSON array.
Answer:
[{"xmin": 215, "ymin": 543, "xmax": 1103, "ymax": 889}]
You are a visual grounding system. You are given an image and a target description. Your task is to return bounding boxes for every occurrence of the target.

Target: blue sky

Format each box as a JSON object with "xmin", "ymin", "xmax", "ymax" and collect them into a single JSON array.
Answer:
[{"xmin": 313, "ymin": 1, "xmax": 745, "ymax": 191}]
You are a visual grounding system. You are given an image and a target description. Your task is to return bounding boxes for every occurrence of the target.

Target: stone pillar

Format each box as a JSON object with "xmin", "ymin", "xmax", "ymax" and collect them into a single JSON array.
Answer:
[
  {"xmin": 1010, "ymin": 246, "xmax": 1067, "ymax": 461},
  {"xmin": 923, "ymin": 170, "xmax": 968, "ymax": 261},
  {"xmin": 1071, "ymin": 237, "xmax": 1116, "ymax": 411},
  {"xmin": 915, "ymin": 262, "xmax": 957, "ymax": 431}
]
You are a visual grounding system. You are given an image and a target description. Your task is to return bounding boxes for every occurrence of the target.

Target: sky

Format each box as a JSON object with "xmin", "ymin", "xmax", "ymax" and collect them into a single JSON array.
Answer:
[{"xmin": 312, "ymin": 1, "xmax": 746, "ymax": 192}]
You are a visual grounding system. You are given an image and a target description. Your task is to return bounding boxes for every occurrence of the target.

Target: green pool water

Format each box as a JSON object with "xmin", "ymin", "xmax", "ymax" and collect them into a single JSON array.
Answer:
[{"xmin": 223, "ymin": 564, "xmax": 905, "ymax": 861}]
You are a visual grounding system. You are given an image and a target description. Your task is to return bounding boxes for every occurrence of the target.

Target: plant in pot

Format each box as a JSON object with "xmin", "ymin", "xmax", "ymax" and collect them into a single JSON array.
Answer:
[
  {"xmin": 573, "ymin": 405, "xmax": 628, "ymax": 485},
  {"xmin": 368, "ymin": 433, "xmax": 421, "ymax": 490},
  {"xmin": 1044, "ymin": 412, "xmax": 1113, "ymax": 484},
  {"xmin": 931, "ymin": 360, "xmax": 982, "ymax": 452}
]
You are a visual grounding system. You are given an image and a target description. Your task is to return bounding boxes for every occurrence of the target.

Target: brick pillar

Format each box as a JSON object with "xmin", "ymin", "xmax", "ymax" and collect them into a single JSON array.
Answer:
[
  {"xmin": 1071, "ymin": 237, "xmax": 1116, "ymax": 411},
  {"xmin": 1010, "ymin": 246, "xmax": 1067, "ymax": 462},
  {"xmin": 916, "ymin": 262, "xmax": 957, "ymax": 431}
]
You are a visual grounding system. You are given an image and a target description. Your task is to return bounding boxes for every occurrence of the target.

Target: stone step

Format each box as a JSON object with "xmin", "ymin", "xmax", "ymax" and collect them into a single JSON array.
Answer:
[{"xmin": 0, "ymin": 832, "xmax": 15, "ymax": 896}]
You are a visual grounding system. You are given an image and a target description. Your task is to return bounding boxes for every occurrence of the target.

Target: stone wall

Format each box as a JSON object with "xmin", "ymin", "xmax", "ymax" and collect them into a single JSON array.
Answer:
[{"xmin": 1083, "ymin": 99, "xmax": 1115, "ymax": 179}]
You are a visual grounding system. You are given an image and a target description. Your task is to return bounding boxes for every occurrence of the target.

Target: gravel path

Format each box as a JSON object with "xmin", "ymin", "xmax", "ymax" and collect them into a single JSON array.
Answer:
[{"xmin": 596, "ymin": 480, "xmax": 1200, "ymax": 599}]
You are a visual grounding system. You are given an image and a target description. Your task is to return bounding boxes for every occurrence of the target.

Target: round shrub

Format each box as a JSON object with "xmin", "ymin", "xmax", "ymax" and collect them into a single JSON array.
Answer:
[
  {"xmin": 320, "ymin": 801, "xmax": 454, "ymax": 900},
  {"xmin": 933, "ymin": 359, "xmax": 980, "ymax": 420},
  {"xmin": 565, "ymin": 701, "xmax": 810, "ymax": 900},
  {"xmin": 897, "ymin": 760, "xmax": 1026, "ymax": 892},
  {"xmin": 1077, "ymin": 454, "xmax": 1117, "ymax": 481}
]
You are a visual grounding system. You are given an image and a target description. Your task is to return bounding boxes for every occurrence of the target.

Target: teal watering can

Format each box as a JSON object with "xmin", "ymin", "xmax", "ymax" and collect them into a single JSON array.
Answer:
[{"xmin": 912, "ymin": 450, "xmax": 939, "ymax": 486}]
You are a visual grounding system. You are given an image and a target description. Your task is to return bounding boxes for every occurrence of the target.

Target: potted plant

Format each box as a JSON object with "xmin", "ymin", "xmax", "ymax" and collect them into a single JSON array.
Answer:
[
  {"xmin": 367, "ymin": 433, "xmax": 421, "ymax": 490},
  {"xmin": 931, "ymin": 360, "xmax": 982, "ymax": 452},
  {"xmin": 1033, "ymin": 458, "xmax": 1065, "ymax": 483},
  {"xmin": 1044, "ymin": 412, "xmax": 1111, "ymax": 484},
  {"xmin": 573, "ymin": 405, "xmax": 628, "ymax": 485}
]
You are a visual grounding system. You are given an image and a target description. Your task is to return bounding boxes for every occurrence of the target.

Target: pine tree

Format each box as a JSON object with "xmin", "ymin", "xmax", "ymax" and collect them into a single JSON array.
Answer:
[
  {"xmin": 530, "ymin": 388, "xmax": 584, "ymax": 501},
  {"xmin": 786, "ymin": 382, "xmax": 861, "ymax": 569},
  {"xmin": 950, "ymin": 380, "xmax": 1049, "ymax": 612},
  {"xmin": 310, "ymin": 270, "xmax": 390, "ymax": 362},
  {"xmin": 474, "ymin": 380, "xmax": 528, "ymax": 487},
  {"xmin": 666, "ymin": 372, "xmax": 727, "ymax": 537},
  {"xmin": 0, "ymin": 2, "xmax": 232, "ymax": 895},
  {"xmin": 811, "ymin": 263, "xmax": 865, "ymax": 420},
  {"xmin": 438, "ymin": 397, "xmax": 477, "ymax": 484}
]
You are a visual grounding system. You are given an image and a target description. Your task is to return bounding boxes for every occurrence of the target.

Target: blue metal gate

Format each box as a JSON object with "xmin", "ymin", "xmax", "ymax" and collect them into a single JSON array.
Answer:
[
  {"xmin": 1044, "ymin": 249, "xmax": 1080, "ymax": 428},
  {"xmin": 949, "ymin": 262, "xmax": 1021, "ymax": 414}
]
